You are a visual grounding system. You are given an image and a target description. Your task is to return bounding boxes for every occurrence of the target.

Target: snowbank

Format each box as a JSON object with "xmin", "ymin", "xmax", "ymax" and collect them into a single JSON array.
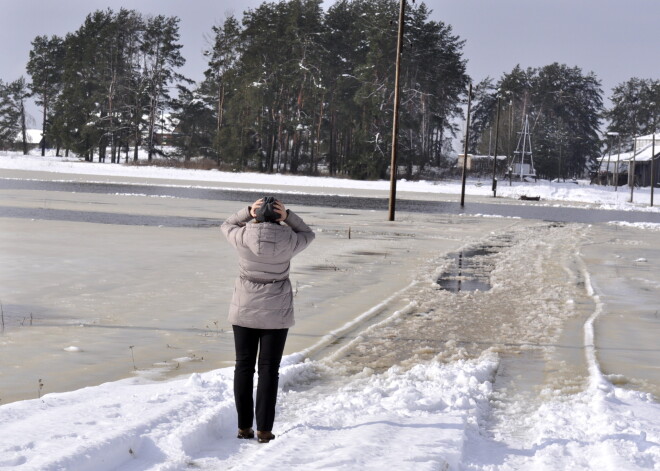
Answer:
[
  {"xmin": 608, "ymin": 221, "xmax": 660, "ymax": 231},
  {"xmin": 1, "ymin": 152, "xmax": 659, "ymax": 212},
  {"xmin": 0, "ymin": 354, "xmax": 498, "ymax": 470},
  {"xmin": 1, "ymin": 351, "xmax": 658, "ymax": 470}
]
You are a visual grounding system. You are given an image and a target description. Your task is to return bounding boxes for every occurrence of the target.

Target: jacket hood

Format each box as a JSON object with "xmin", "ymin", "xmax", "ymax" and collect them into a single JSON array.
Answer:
[{"xmin": 244, "ymin": 222, "xmax": 291, "ymax": 257}]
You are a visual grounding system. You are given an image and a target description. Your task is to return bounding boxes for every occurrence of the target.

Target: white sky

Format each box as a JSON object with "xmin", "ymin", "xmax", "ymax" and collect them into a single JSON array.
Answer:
[{"xmin": 2, "ymin": 0, "xmax": 659, "ymax": 121}]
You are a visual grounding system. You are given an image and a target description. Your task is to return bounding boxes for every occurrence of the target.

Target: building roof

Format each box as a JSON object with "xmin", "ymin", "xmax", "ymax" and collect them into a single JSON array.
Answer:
[
  {"xmin": 598, "ymin": 142, "xmax": 660, "ymax": 169},
  {"xmin": 636, "ymin": 133, "xmax": 660, "ymax": 142},
  {"xmin": 598, "ymin": 151, "xmax": 633, "ymax": 171},
  {"xmin": 624, "ymin": 143, "xmax": 660, "ymax": 162}
]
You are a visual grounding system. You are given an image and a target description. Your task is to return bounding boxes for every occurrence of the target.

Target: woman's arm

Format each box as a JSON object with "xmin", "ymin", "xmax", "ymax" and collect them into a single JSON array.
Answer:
[
  {"xmin": 283, "ymin": 209, "xmax": 315, "ymax": 255},
  {"xmin": 273, "ymin": 199, "xmax": 315, "ymax": 254},
  {"xmin": 221, "ymin": 206, "xmax": 253, "ymax": 248}
]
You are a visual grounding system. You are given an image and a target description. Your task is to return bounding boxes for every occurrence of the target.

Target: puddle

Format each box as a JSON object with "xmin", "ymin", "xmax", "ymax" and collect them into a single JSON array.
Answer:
[
  {"xmin": 308, "ymin": 264, "xmax": 343, "ymax": 272},
  {"xmin": 436, "ymin": 235, "xmax": 514, "ymax": 293},
  {"xmin": 0, "ymin": 206, "xmax": 221, "ymax": 228},
  {"xmin": 351, "ymin": 251, "xmax": 388, "ymax": 256}
]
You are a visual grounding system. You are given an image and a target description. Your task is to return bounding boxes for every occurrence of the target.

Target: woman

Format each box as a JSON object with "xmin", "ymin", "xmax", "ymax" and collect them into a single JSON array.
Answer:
[{"xmin": 221, "ymin": 196, "xmax": 315, "ymax": 443}]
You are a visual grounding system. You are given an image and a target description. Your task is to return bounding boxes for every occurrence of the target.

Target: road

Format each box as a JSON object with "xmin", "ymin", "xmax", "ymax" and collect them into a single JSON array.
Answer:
[{"xmin": 2, "ymin": 177, "xmax": 660, "ymax": 225}]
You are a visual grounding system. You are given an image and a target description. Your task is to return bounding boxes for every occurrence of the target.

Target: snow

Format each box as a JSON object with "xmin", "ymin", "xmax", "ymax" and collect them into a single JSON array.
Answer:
[
  {"xmin": 626, "ymin": 143, "xmax": 659, "ymax": 163},
  {"xmin": 13, "ymin": 129, "xmax": 42, "ymax": 144},
  {"xmin": 1, "ymin": 152, "xmax": 660, "ymax": 470},
  {"xmin": 1, "ymin": 333, "xmax": 659, "ymax": 469},
  {"xmin": 489, "ymin": 385, "xmax": 660, "ymax": 470},
  {"xmin": 0, "ymin": 354, "xmax": 497, "ymax": 471},
  {"xmin": 609, "ymin": 221, "xmax": 660, "ymax": 231},
  {"xmin": 1, "ymin": 152, "xmax": 659, "ymax": 212}
]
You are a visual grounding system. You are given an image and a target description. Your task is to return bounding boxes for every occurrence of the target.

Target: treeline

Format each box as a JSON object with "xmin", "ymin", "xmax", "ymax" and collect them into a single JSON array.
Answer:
[
  {"xmin": 24, "ymin": 9, "xmax": 187, "ymax": 163},
  {"xmin": 183, "ymin": 0, "xmax": 468, "ymax": 178},
  {"xmin": 1, "ymin": 0, "xmax": 658, "ymax": 181},
  {"xmin": 3, "ymin": 0, "xmax": 469, "ymax": 179},
  {"xmin": 605, "ymin": 78, "xmax": 660, "ymax": 145},
  {"xmin": 0, "ymin": 78, "xmax": 30, "ymax": 154},
  {"xmin": 468, "ymin": 68, "xmax": 660, "ymax": 180},
  {"xmin": 468, "ymin": 64, "xmax": 603, "ymax": 180}
]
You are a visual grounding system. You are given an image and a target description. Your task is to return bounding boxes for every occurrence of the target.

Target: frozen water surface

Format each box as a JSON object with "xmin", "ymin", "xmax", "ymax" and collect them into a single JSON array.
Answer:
[
  {"xmin": 1, "ymin": 158, "xmax": 659, "ymax": 469},
  {"xmin": 580, "ymin": 224, "xmax": 660, "ymax": 397},
  {"xmin": 0, "ymin": 184, "xmax": 518, "ymax": 403}
]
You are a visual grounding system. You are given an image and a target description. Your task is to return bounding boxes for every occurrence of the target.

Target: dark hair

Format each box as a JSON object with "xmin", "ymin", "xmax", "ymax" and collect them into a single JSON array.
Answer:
[{"xmin": 255, "ymin": 196, "xmax": 280, "ymax": 223}]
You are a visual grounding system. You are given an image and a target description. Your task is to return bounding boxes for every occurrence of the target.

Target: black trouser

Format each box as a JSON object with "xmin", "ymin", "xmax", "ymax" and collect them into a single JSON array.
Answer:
[{"xmin": 232, "ymin": 325, "xmax": 288, "ymax": 432}]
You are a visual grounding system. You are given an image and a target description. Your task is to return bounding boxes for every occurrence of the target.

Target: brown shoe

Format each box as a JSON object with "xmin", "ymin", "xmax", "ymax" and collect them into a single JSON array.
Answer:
[
  {"xmin": 257, "ymin": 431, "xmax": 275, "ymax": 443},
  {"xmin": 237, "ymin": 428, "xmax": 254, "ymax": 439}
]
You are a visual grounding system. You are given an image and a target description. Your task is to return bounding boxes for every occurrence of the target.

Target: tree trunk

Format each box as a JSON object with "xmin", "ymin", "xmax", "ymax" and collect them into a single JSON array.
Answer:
[
  {"xmin": 41, "ymin": 96, "xmax": 48, "ymax": 156},
  {"xmin": 148, "ymin": 104, "xmax": 156, "ymax": 161},
  {"xmin": 283, "ymin": 129, "xmax": 290, "ymax": 173},
  {"xmin": 216, "ymin": 82, "xmax": 225, "ymax": 164},
  {"xmin": 133, "ymin": 111, "xmax": 140, "ymax": 162},
  {"xmin": 291, "ymin": 132, "xmax": 300, "ymax": 174},
  {"xmin": 20, "ymin": 99, "xmax": 28, "ymax": 155},
  {"xmin": 268, "ymin": 132, "xmax": 276, "ymax": 173},
  {"xmin": 314, "ymin": 98, "xmax": 324, "ymax": 175},
  {"xmin": 276, "ymin": 111, "xmax": 284, "ymax": 172}
]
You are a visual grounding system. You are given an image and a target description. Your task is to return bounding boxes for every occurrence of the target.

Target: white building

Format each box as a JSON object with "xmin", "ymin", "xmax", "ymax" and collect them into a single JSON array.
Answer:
[{"xmin": 597, "ymin": 134, "xmax": 660, "ymax": 187}]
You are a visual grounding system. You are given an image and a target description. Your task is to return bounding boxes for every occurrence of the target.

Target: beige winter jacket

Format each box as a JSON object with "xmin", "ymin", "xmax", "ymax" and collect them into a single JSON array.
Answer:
[{"xmin": 221, "ymin": 206, "xmax": 315, "ymax": 329}]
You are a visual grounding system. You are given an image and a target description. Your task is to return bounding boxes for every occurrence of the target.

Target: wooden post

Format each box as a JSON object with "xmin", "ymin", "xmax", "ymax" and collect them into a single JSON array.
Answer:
[
  {"xmin": 651, "ymin": 127, "xmax": 656, "ymax": 207},
  {"xmin": 630, "ymin": 136, "xmax": 637, "ymax": 202},
  {"xmin": 460, "ymin": 82, "xmax": 473, "ymax": 207},
  {"xmin": 388, "ymin": 0, "xmax": 406, "ymax": 221},
  {"xmin": 491, "ymin": 94, "xmax": 501, "ymax": 197}
]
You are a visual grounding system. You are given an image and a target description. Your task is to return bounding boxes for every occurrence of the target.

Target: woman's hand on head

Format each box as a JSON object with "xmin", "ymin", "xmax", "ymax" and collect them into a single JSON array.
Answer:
[
  {"xmin": 250, "ymin": 198, "xmax": 264, "ymax": 218},
  {"xmin": 274, "ymin": 200, "xmax": 288, "ymax": 222}
]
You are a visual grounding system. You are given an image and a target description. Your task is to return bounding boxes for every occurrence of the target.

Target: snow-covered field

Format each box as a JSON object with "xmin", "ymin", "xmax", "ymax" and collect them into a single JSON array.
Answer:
[
  {"xmin": 1, "ymin": 152, "xmax": 660, "ymax": 470},
  {"xmin": 1, "ymin": 152, "xmax": 659, "ymax": 213}
]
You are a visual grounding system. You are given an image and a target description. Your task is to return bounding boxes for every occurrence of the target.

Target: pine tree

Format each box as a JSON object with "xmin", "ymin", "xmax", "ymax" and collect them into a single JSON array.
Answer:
[
  {"xmin": 0, "ymin": 78, "xmax": 31, "ymax": 154},
  {"xmin": 605, "ymin": 78, "xmax": 660, "ymax": 149},
  {"xmin": 170, "ymin": 84, "xmax": 215, "ymax": 161},
  {"xmin": 202, "ymin": 15, "xmax": 243, "ymax": 164},
  {"xmin": 27, "ymin": 35, "xmax": 65, "ymax": 156},
  {"xmin": 142, "ymin": 15, "xmax": 189, "ymax": 161},
  {"xmin": 467, "ymin": 78, "xmax": 497, "ymax": 155},
  {"xmin": 404, "ymin": 5, "xmax": 468, "ymax": 175},
  {"xmin": 475, "ymin": 64, "xmax": 602, "ymax": 180}
]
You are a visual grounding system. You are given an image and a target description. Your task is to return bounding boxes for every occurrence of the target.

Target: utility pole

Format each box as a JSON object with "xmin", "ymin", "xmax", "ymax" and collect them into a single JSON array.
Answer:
[
  {"xmin": 606, "ymin": 131, "xmax": 619, "ymax": 186},
  {"xmin": 652, "ymin": 130, "xmax": 656, "ymax": 206},
  {"xmin": 630, "ymin": 135, "xmax": 637, "ymax": 202},
  {"xmin": 388, "ymin": 0, "xmax": 406, "ymax": 221},
  {"xmin": 460, "ymin": 82, "xmax": 473, "ymax": 207},
  {"xmin": 508, "ymin": 96, "xmax": 514, "ymax": 186},
  {"xmin": 614, "ymin": 134, "xmax": 621, "ymax": 191},
  {"xmin": 651, "ymin": 106, "xmax": 657, "ymax": 207},
  {"xmin": 491, "ymin": 92, "xmax": 501, "ymax": 197}
]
